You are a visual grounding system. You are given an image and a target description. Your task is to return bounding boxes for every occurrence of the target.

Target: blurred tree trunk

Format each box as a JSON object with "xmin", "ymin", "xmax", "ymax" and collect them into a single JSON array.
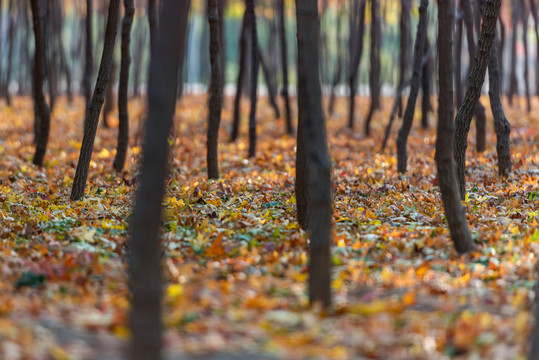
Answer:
[
  {"xmin": 127, "ymin": 1, "xmax": 189, "ymax": 358},
  {"xmin": 207, "ymin": 0, "xmax": 223, "ymax": 179},
  {"xmin": 148, "ymin": 0, "xmax": 157, "ymax": 53},
  {"xmin": 246, "ymin": 0, "xmax": 258, "ymax": 158},
  {"xmin": 30, "ymin": 0, "xmax": 51, "ymax": 167},
  {"xmin": 231, "ymin": 10, "xmax": 248, "ymax": 142},
  {"xmin": 5, "ymin": 0, "xmax": 16, "ymax": 106},
  {"xmin": 102, "ymin": 59, "xmax": 116, "ymax": 128},
  {"xmin": 278, "ymin": 0, "xmax": 293, "ymax": 135},
  {"xmin": 520, "ymin": 0, "xmax": 531, "ymax": 112},
  {"xmin": 83, "ymin": 0, "xmax": 93, "ymax": 119},
  {"xmin": 454, "ymin": 0, "xmax": 501, "ymax": 199},
  {"xmin": 295, "ymin": 0, "xmax": 333, "ymax": 308},
  {"xmin": 455, "ymin": 10, "xmax": 464, "ymax": 108},
  {"xmin": 396, "ymin": 0, "xmax": 429, "ymax": 174},
  {"xmin": 71, "ymin": 0, "xmax": 120, "ymax": 201},
  {"xmin": 132, "ymin": 22, "xmax": 144, "ymax": 97},
  {"xmin": 328, "ymin": 4, "xmax": 343, "ymax": 116},
  {"xmin": 347, "ymin": 0, "xmax": 366, "ymax": 130},
  {"xmin": 508, "ymin": 2, "xmax": 518, "ymax": 105},
  {"xmin": 398, "ymin": 0, "xmax": 411, "ymax": 118},
  {"xmin": 258, "ymin": 45, "xmax": 280, "ymax": 119},
  {"xmin": 436, "ymin": 0, "xmax": 474, "ymax": 254},
  {"xmin": 363, "ymin": 0, "xmax": 381, "ymax": 136},
  {"xmin": 488, "ymin": 23, "xmax": 512, "ymax": 175},
  {"xmin": 420, "ymin": 38, "xmax": 432, "ymax": 129},
  {"xmin": 113, "ymin": 0, "xmax": 135, "ymax": 173},
  {"xmin": 530, "ymin": 0, "xmax": 539, "ymax": 95}
]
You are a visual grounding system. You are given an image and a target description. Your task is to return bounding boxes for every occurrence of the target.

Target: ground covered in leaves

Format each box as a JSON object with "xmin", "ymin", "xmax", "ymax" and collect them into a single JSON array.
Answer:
[{"xmin": 0, "ymin": 94, "xmax": 538, "ymax": 359}]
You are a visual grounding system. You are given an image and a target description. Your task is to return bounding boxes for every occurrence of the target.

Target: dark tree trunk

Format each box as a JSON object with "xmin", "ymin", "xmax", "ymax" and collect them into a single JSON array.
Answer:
[
  {"xmin": 521, "ymin": 0, "xmax": 532, "ymax": 112},
  {"xmin": 246, "ymin": 0, "xmax": 258, "ymax": 158},
  {"xmin": 71, "ymin": 0, "xmax": 120, "ymax": 201},
  {"xmin": 148, "ymin": 0, "xmax": 157, "ymax": 53},
  {"xmin": 530, "ymin": 0, "xmax": 539, "ymax": 95},
  {"xmin": 102, "ymin": 59, "xmax": 116, "ymax": 128},
  {"xmin": 5, "ymin": 0, "xmax": 16, "ymax": 106},
  {"xmin": 207, "ymin": 0, "xmax": 223, "ymax": 179},
  {"xmin": 83, "ymin": 0, "xmax": 93, "ymax": 118},
  {"xmin": 30, "ymin": 0, "xmax": 51, "ymax": 167},
  {"xmin": 231, "ymin": 11, "xmax": 248, "ymax": 142},
  {"xmin": 420, "ymin": 38, "xmax": 432, "ymax": 129},
  {"xmin": 455, "ymin": 12, "xmax": 464, "ymax": 108},
  {"xmin": 113, "ymin": 0, "xmax": 135, "ymax": 173},
  {"xmin": 295, "ymin": 0, "xmax": 333, "ymax": 309},
  {"xmin": 363, "ymin": 0, "xmax": 381, "ymax": 136},
  {"xmin": 347, "ymin": 0, "xmax": 366, "ymax": 130},
  {"xmin": 52, "ymin": 0, "xmax": 72, "ymax": 103},
  {"xmin": 132, "ymin": 22, "xmax": 144, "ymax": 97},
  {"xmin": 396, "ymin": 0, "xmax": 429, "ymax": 174},
  {"xmin": 508, "ymin": 3, "xmax": 518, "ymax": 104},
  {"xmin": 127, "ymin": 1, "xmax": 189, "ymax": 359},
  {"xmin": 454, "ymin": 0, "xmax": 501, "ymax": 199},
  {"xmin": 488, "ymin": 27, "xmax": 512, "ymax": 175},
  {"xmin": 258, "ymin": 46, "xmax": 280, "ymax": 119},
  {"xmin": 398, "ymin": 0, "xmax": 412, "ymax": 118},
  {"xmin": 328, "ymin": 4, "xmax": 343, "ymax": 115},
  {"xmin": 278, "ymin": 0, "xmax": 293, "ymax": 135},
  {"xmin": 45, "ymin": 1, "xmax": 58, "ymax": 112},
  {"xmin": 436, "ymin": 0, "xmax": 474, "ymax": 254}
]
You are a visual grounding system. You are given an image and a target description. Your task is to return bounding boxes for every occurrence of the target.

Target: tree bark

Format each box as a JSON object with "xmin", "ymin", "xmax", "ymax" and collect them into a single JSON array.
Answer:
[
  {"xmin": 231, "ymin": 10, "xmax": 248, "ymax": 142},
  {"xmin": 102, "ymin": 59, "xmax": 116, "ymax": 128},
  {"xmin": 296, "ymin": 0, "xmax": 333, "ymax": 309},
  {"xmin": 113, "ymin": 0, "xmax": 135, "ymax": 173},
  {"xmin": 83, "ymin": 0, "xmax": 93, "ymax": 117},
  {"xmin": 30, "ymin": 0, "xmax": 51, "ymax": 167},
  {"xmin": 278, "ymin": 0, "xmax": 293, "ymax": 135},
  {"xmin": 421, "ymin": 38, "xmax": 432, "ymax": 129},
  {"xmin": 347, "ymin": 0, "xmax": 366, "ymax": 130},
  {"xmin": 207, "ymin": 0, "xmax": 223, "ymax": 179},
  {"xmin": 71, "ymin": 0, "xmax": 120, "ymax": 201},
  {"xmin": 530, "ymin": 0, "xmax": 539, "ymax": 95},
  {"xmin": 5, "ymin": 0, "xmax": 16, "ymax": 106},
  {"xmin": 396, "ymin": 0, "xmax": 429, "ymax": 174},
  {"xmin": 148, "ymin": 0, "xmax": 157, "ymax": 54},
  {"xmin": 246, "ymin": 0, "xmax": 259, "ymax": 158},
  {"xmin": 363, "ymin": 0, "xmax": 381, "ymax": 136},
  {"xmin": 398, "ymin": 0, "xmax": 412, "ymax": 118},
  {"xmin": 454, "ymin": 0, "xmax": 501, "ymax": 199},
  {"xmin": 488, "ymin": 27, "xmax": 512, "ymax": 175},
  {"xmin": 328, "ymin": 4, "xmax": 343, "ymax": 115},
  {"xmin": 436, "ymin": 0, "xmax": 474, "ymax": 254},
  {"xmin": 508, "ymin": 2, "xmax": 518, "ymax": 104},
  {"xmin": 455, "ymin": 10, "xmax": 464, "ymax": 108},
  {"xmin": 521, "ymin": 0, "xmax": 532, "ymax": 112},
  {"xmin": 127, "ymin": 2, "xmax": 189, "ymax": 359}
]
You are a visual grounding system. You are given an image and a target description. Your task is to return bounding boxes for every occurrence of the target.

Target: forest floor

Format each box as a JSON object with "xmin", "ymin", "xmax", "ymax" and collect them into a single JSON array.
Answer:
[{"xmin": 0, "ymin": 94, "xmax": 538, "ymax": 359}]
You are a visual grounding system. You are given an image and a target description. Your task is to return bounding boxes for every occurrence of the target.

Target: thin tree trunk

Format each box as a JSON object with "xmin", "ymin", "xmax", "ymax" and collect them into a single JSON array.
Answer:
[
  {"xmin": 113, "ymin": 0, "xmax": 134, "ymax": 173},
  {"xmin": 218, "ymin": 0, "xmax": 226, "ymax": 89},
  {"xmin": 128, "ymin": 1, "xmax": 189, "ymax": 358},
  {"xmin": 488, "ymin": 27, "xmax": 512, "ymax": 175},
  {"xmin": 295, "ymin": 0, "xmax": 332, "ymax": 309},
  {"xmin": 455, "ymin": 11, "xmax": 464, "ymax": 108},
  {"xmin": 436, "ymin": 0, "xmax": 474, "ymax": 254},
  {"xmin": 521, "ymin": 0, "xmax": 531, "ymax": 112},
  {"xmin": 363, "ymin": 0, "xmax": 381, "ymax": 136},
  {"xmin": 421, "ymin": 38, "xmax": 432, "ymax": 129},
  {"xmin": 398, "ymin": 0, "xmax": 412, "ymax": 118},
  {"xmin": 328, "ymin": 4, "xmax": 343, "ymax": 115},
  {"xmin": 102, "ymin": 59, "xmax": 116, "ymax": 128},
  {"xmin": 231, "ymin": 11, "xmax": 248, "ymax": 142},
  {"xmin": 508, "ymin": 2, "xmax": 518, "ymax": 104},
  {"xmin": 207, "ymin": 0, "xmax": 223, "ymax": 179},
  {"xmin": 148, "ymin": 0, "xmax": 157, "ymax": 53},
  {"xmin": 5, "ymin": 0, "xmax": 16, "ymax": 106},
  {"xmin": 454, "ymin": 0, "xmax": 501, "ymax": 199},
  {"xmin": 30, "ymin": 0, "xmax": 51, "ymax": 167},
  {"xmin": 396, "ymin": 0, "xmax": 429, "ymax": 174},
  {"xmin": 247, "ymin": 0, "xmax": 258, "ymax": 158},
  {"xmin": 347, "ymin": 0, "xmax": 366, "ymax": 130},
  {"xmin": 278, "ymin": 0, "xmax": 293, "ymax": 135},
  {"xmin": 132, "ymin": 22, "xmax": 144, "ymax": 97},
  {"xmin": 258, "ymin": 45, "xmax": 280, "ymax": 119},
  {"xmin": 71, "ymin": 0, "xmax": 120, "ymax": 201},
  {"xmin": 83, "ymin": 0, "xmax": 93, "ymax": 117},
  {"xmin": 530, "ymin": 0, "xmax": 539, "ymax": 95}
]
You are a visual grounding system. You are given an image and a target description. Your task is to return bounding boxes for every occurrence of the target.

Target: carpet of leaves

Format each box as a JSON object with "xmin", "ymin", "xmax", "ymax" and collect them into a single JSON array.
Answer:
[{"xmin": 0, "ymin": 94, "xmax": 538, "ymax": 359}]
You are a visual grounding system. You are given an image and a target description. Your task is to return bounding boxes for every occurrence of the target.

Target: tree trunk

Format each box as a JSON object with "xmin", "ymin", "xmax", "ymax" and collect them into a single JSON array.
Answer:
[
  {"xmin": 347, "ymin": 0, "xmax": 366, "ymax": 130},
  {"xmin": 521, "ymin": 0, "xmax": 532, "ymax": 112},
  {"xmin": 421, "ymin": 38, "xmax": 432, "ymax": 129},
  {"xmin": 83, "ymin": 0, "xmax": 93, "ymax": 118},
  {"xmin": 207, "ymin": 0, "xmax": 223, "ymax": 179},
  {"xmin": 455, "ymin": 12, "xmax": 464, "ymax": 108},
  {"xmin": 530, "ymin": 0, "xmax": 539, "ymax": 95},
  {"xmin": 258, "ymin": 45, "xmax": 280, "ymax": 119},
  {"xmin": 102, "ymin": 59, "xmax": 116, "ymax": 128},
  {"xmin": 5, "ymin": 0, "xmax": 16, "ymax": 106},
  {"xmin": 127, "ymin": 1, "xmax": 189, "ymax": 358},
  {"xmin": 231, "ymin": 10, "xmax": 248, "ymax": 142},
  {"xmin": 436, "ymin": 0, "xmax": 474, "ymax": 254},
  {"xmin": 132, "ymin": 22, "xmax": 144, "ymax": 97},
  {"xmin": 278, "ymin": 0, "xmax": 293, "ymax": 135},
  {"xmin": 328, "ymin": 4, "xmax": 343, "ymax": 116},
  {"xmin": 148, "ymin": 0, "xmax": 157, "ymax": 54},
  {"xmin": 218, "ymin": 0, "xmax": 226, "ymax": 88},
  {"xmin": 71, "ymin": 0, "xmax": 120, "ymax": 201},
  {"xmin": 30, "ymin": 0, "xmax": 51, "ymax": 167},
  {"xmin": 396, "ymin": 0, "xmax": 429, "ymax": 174},
  {"xmin": 488, "ymin": 27, "xmax": 512, "ymax": 175},
  {"xmin": 454, "ymin": 0, "xmax": 501, "ymax": 199},
  {"xmin": 398, "ymin": 0, "xmax": 412, "ymax": 118},
  {"xmin": 113, "ymin": 0, "xmax": 135, "ymax": 173},
  {"xmin": 296, "ymin": 0, "xmax": 333, "ymax": 309},
  {"xmin": 508, "ymin": 2, "xmax": 518, "ymax": 104},
  {"xmin": 363, "ymin": 0, "xmax": 381, "ymax": 136},
  {"xmin": 246, "ymin": 0, "xmax": 258, "ymax": 158}
]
